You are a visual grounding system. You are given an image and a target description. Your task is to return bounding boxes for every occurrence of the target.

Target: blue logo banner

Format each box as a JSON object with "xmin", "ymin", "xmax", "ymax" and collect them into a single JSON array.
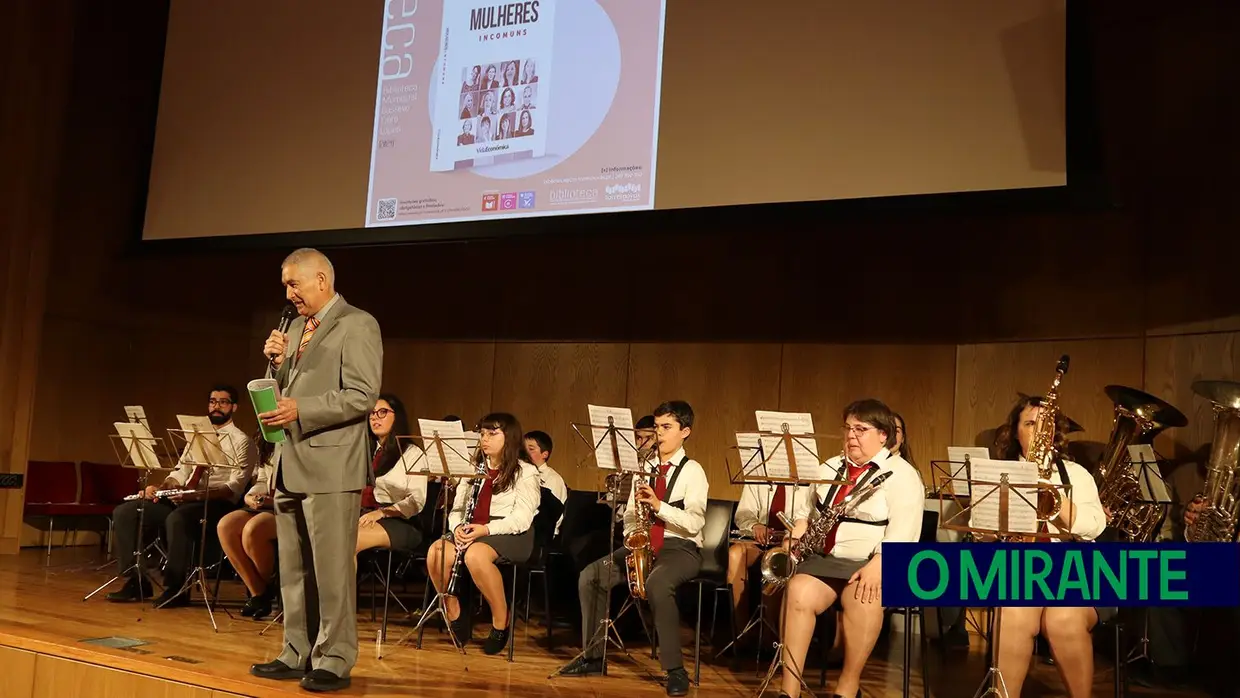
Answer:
[{"xmin": 881, "ymin": 543, "xmax": 1240, "ymax": 607}]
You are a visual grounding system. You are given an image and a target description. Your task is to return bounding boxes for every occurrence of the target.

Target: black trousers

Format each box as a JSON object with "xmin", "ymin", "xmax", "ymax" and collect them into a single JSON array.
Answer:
[
  {"xmin": 578, "ymin": 538, "xmax": 700, "ymax": 671},
  {"xmin": 112, "ymin": 498, "xmax": 236, "ymax": 583}
]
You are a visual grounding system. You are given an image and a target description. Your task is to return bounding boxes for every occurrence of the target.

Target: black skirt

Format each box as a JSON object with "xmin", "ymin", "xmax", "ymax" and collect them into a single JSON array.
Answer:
[
  {"xmin": 474, "ymin": 528, "xmax": 535, "ymax": 565},
  {"xmin": 376, "ymin": 516, "xmax": 423, "ymax": 552},
  {"xmin": 795, "ymin": 553, "xmax": 868, "ymax": 582}
]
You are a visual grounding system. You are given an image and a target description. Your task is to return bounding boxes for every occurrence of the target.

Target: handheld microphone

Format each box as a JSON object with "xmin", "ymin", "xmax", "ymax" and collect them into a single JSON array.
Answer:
[{"xmin": 267, "ymin": 303, "xmax": 299, "ymax": 373}]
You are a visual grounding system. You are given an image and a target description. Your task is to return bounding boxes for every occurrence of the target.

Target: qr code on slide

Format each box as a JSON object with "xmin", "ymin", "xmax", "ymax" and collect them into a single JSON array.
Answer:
[{"xmin": 376, "ymin": 198, "xmax": 397, "ymax": 221}]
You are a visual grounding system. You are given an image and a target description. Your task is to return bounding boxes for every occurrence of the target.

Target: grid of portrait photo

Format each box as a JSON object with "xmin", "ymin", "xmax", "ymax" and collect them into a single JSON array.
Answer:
[{"xmin": 457, "ymin": 58, "xmax": 540, "ymax": 146}]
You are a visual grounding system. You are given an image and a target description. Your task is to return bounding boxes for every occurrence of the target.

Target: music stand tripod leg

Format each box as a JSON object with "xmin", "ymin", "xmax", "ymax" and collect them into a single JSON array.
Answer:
[
  {"xmin": 408, "ymin": 492, "xmax": 467, "ymax": 658},
  {"xmin": 970, "ymin": 606, "xmax": 1009, "ymax": 698},
  {"xmin": 754, "ymin": 581, "xmax": 815, "ymax": 698},
  {"xmin": 156, "ymin": 470, "xmax": 218, "ymax": 632},
  {"xmin": 83, "ymin": 468, "xmax": 160, "ymax": 602}
]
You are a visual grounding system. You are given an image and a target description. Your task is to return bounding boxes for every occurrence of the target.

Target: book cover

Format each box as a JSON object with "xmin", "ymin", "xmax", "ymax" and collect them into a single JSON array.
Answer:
[{"xmin": 430, "ymin": 0, "xmax": 556, "ymax": 172}]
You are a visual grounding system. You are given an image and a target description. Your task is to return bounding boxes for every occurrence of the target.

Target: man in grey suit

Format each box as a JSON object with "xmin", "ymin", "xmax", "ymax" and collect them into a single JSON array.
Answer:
[{"xmin": 250, "ymin": 248, "xmax": 382, "ymax": 693}]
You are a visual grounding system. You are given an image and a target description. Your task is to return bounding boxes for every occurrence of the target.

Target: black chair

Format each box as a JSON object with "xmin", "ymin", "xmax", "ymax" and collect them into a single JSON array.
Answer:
[
  {"xmin": 886, "ymin": 509, "xmax": 939, "ymax": 697},
  {"xmin": 686, "ymin": 499, "xmax": 735, "ymax": 686},
  {"xmin": 519, "ymin": 488, "xmax": 567, "ymax": 648},
  {"xmin": 490, "ymin": 491, "xmax": 564, "ymax": 662}
]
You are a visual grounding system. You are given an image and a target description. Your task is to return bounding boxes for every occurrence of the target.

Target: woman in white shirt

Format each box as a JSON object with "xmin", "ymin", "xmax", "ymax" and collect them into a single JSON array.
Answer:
[
  {"xmin": 991, "ymin": 395, "xmax": 1108, "ymax": 698},
  {"xmin": 425, "ymin": 412, "xmax": 541, "ymax": 655},
  {"xmin": 355, "ymin": 395, "xmax": 428, "ymax": 557},
  {"xmin": 779, "ymin": 399, "xmax": 925, "ymax": 698},
  {"xmin": 215, "ymin": 433, "xmax": 278, "ymax": 619}
]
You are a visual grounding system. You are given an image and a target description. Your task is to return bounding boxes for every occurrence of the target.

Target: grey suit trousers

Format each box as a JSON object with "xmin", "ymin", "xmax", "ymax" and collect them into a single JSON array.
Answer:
[{"xmin": 274, "ymin": 484, "xmax": 362, "ymax": 677}]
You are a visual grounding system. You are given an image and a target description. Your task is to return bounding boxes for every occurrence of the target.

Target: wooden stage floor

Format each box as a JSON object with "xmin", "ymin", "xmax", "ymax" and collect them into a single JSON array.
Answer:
[{"xmin": 0, "ymin": 549, "xmax": 1205, "ymax": 697}]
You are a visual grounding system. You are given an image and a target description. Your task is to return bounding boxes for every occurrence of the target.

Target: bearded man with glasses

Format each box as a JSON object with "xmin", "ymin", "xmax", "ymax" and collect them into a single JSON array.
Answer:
[{"xmin": 106, "ymin": 384, "xmax": 253, "ymax": 607}]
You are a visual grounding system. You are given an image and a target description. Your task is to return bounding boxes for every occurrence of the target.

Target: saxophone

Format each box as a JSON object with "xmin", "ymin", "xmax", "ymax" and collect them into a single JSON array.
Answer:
[
  {"xmin": 1093, "ymin": 385, "xmax": 1187, "ymax": 541},
  {"xmin": 623, "ymin": 446, "xmax": 658, "ymax": 600},
  {"xmin": 759, "ymin": 468, "xmax": 893, "ymax": 595},
  {"xmin": 445, "ymin": 452, "xmax": 489, "ymax": 596},
  {"xmin": 1025, "ymin": 355, "xmax": 1070, "ymax": 528},
  {"xmin": 1185, "ymin": 380, "xmax": 1240, "ymax": 542}
]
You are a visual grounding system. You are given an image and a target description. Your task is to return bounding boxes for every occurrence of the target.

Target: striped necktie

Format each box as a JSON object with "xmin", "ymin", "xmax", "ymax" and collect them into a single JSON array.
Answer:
[{"xmin": 297, "ymin": 317, "xmax": 320, "ymax": 360}]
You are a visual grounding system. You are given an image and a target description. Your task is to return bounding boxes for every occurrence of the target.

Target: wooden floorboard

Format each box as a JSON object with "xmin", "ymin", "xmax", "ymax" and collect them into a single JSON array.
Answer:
[{"xmin": 0, "ymin": 549, "xmax": 1206, "ymax": 697}]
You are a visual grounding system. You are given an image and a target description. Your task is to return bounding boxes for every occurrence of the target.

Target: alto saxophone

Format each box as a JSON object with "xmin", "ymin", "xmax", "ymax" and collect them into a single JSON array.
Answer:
[
  {"xmin": 623, "ymin": 446, "xmax": 658, "ymax": 600},
  {"xmin": 1025, "ymin": 355, "xmax": 1070, "ymax": 528},
  {"xmin": 445, "ymin": 453, "xmax": 489, "ymax": 596},
  {"xmin": 759, "ymin": 469, "xmax": 893, "ymax": 595},
  {"xmin": 1185, "ymin": 380, "xmax": 1240, "ymax": 542}
]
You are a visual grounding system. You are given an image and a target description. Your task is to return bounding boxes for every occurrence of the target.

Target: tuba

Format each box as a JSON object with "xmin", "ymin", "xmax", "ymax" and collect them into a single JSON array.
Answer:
[
  {"xmin": 1026, "ymin": 355, "xmax": 1071, "ymax": 526},
  {"xmin": 623, "ymin": 444, "xmax": 659, "ymax": 599},
  {"xmin": 1184, "ymin": 380, "xmax": 1240, "ymax": 542},
  {"xmin": 1094, "ymin": 385, "xmax": 1187, "ymax": 541}
]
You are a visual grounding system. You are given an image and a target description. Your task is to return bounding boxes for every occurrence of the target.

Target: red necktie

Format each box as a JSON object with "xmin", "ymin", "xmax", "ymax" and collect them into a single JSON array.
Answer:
[
  {"xmin": 471, "ymin": 468, "xmax": 500, "ymax": 524},
  {"xmin": 648, "ymin": 463, "xmax": 673, "ymax": 555},
  {"xmin": 361, "ymin": 449, "xmax": 383, "ymax": 509},
  {"xmin": 768, "ymin": 486, "xmax": 787, "ymax": 532},
  {"xmin": 820, "ymin": 462, "xmax": 870, "ymax": 556},
  {"xmin": 185, "ymin": 466, "xmax": 206, "ymax": 489}
]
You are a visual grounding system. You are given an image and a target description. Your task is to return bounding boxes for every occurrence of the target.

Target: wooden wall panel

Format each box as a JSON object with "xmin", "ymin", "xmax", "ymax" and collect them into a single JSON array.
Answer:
[
  {"xmin": 0, "ymin": 0, "xmax": 77, "ymax": 553},
  {"xmin": 31, "ymin": 654, "xmax": 214, "ymax": 698},
  {"xmin": 626, "ymin": 343, "xmax": 784, "ymax": 500},
  {"xmin": 1142, "ymin": 331, "xmax": 1240, "ymax": 506},
  {"xmin": 490, "ymin": 343, "xmax": 630, "ymax": 491},
  {"xmin": 778, "ymin": 344, "xmax": 957, "ymax": 478},
  {"xmin": 952, "ymin": 339, "xmax": 1145, "ymax": 454},
  {"xmin": 382, "ymin": 341, "xmax": 496, "ymax": 429},
  {"xmin": 0, "ymin": 646, "xmax": 36, "ymax": 698}
]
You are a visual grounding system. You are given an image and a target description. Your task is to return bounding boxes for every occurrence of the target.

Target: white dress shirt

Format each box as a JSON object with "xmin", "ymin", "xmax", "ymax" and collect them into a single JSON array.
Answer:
[
  {"xmin": 375, "ymin": 445, "xmax": 430, "ymax": 519},
  {"xmin": 449, "ymin": 460, "xmax": 541, "ymax": 536},
  {"xmin": 792, "ymin": 448, "xmax": 924, "ymax": 561},
  {"xmin": 166, "ymin": 420, "xmax": 254, "ymax": 504},
  {"xmin": 622, "ymin": 447, "xmax": 710, "ymax": 549},
  {"xmin": 1042, "ymin": 459, "xmax": 1107, "ymax": 540},
  {"xmin": 246, "ymin": 457, "xmax": 275, "ymax": 498},
  {"xmin": 536, "ymin": 461, "xmax": 568, "ymax": 535},
  {"xmin": 735, "ymin": 483, "xmax": 809, "ymax": 535}
]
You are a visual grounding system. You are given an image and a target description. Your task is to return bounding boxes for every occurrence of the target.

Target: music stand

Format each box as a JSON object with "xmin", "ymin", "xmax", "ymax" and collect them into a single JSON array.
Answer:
[
  {"xmin": 937, "ymin": 462, "xmax": 1073, "ymax": 698},
  {"xmin": 1120, "ymin": 446, "xmax": 1174, "ymax": 665},
  {"xmin": 83, "ymin": 423, "xmax": 175, "ymax": 602},
  {"xmin": 397, "ymin": 423, "xmax": 483, "ymax": 658},
  {"xmin": 729, "ymin": 424, "xmax": 843, "ymax": 698},
  {"xmin": 160, "ymin": 423, "xmax": 245, "ymax": 632},
  {"xmin": 549, "ymin": 409, "xmax": 652, "ymax": 680}
]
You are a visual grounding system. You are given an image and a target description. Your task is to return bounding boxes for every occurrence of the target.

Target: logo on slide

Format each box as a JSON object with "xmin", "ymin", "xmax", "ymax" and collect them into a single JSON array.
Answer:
[
  {"xmin": 481, "ymin": 193, "xmax": 499, "ymax": 211},
  {"xmin": 500, "ymin": 193, "xmax": 518, "ymax": 210},
  {"xmin": 518, "ymin": 191, "xmax": 536, "ymax": 209},
  {"xmin": 604, "ymin": 183, "xmax": 642, "ymax": 203}
]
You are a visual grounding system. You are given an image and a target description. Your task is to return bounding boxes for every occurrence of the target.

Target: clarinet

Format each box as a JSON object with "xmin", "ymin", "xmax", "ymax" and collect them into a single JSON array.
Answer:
[{"xmin": 445, "ymin": 454, "xmax": 488, "ymax": 596}]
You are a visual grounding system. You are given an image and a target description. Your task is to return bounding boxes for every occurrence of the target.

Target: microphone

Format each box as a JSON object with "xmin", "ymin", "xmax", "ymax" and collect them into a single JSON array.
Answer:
[{"xmin": 267, "ymin": 303, "xmax": 299, "ymax": 373}]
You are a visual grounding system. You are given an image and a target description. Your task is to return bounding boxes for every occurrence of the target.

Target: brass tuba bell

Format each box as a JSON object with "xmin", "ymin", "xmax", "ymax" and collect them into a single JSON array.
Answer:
[
  {"xmin": 1093, "ymin": 385, "xmax": 1187, "ymax": 541},
  {"xmin": 1185, "ymin": 380, "xmax": 1240, "ymax": 543}
]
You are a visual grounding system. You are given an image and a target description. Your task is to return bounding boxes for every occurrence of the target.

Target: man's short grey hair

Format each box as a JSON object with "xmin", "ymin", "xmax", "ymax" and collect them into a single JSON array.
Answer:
[{"xmin": 282, "ymin": 248, "xmax": 335, "ymax": 285}]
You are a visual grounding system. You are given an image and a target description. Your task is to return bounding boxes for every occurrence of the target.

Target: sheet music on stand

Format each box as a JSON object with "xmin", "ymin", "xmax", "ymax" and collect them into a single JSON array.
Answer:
[
  {"xmin": 965, "ymin": 459, "xmax": 1039, "ymax": 536},
  {"xmin": 729, "ymin": 410, "xmax": 840, "ymax": 487},
  {"xmin": 123, "ymin": 405, "xmax": 150, "ymax": 434},
  {"xmin": 110, "ymin": 421, "xmax": 170, "ymax": 471},
  {"xmin": 586, "ymin": 404, "xmax": 644, "ymax": 473},
  {"xmin": 409, "ymin": 419, "xmax": 481, "ymax": 477},
  {"xmin": 944, "ymin": 446, "xmax": 989, "ymax": 498},
  {"xmin": 1127, "ymin": 444, "xmax": 1172, "ymax": 504}
]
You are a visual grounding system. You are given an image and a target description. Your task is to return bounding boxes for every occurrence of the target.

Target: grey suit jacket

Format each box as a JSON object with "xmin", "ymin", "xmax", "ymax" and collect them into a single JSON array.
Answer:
[{"xmin": 273, "ymin": 295, "xmax": 383, "ymax": 494}]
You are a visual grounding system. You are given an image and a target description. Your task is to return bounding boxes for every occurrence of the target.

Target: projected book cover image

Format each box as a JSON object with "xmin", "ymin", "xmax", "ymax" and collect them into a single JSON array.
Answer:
[{"xmin": 430, "ymin": 0, "xmax": 556, "ymax": 172}]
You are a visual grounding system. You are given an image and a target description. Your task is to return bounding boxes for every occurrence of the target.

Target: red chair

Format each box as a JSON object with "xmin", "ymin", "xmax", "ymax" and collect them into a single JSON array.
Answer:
[
  {"xmin": 22, "ymin": 461, "xmax": 80, "ymax": 564},
  {"xmin": 79, "ymin": 461, "xmax": 132, "ymax": 556}
]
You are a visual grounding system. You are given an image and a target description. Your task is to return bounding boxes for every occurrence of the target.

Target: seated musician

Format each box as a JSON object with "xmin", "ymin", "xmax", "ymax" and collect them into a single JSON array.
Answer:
[
  {"xmin": 778, "ymin": 399, "xmax": 924, "ymax": 698},
  {"xmin": 216, "ymin": 433, "xmax": 278, "ymax": 619},
  {"xmin": 355, "ymin": 394, "xmax": 428, "ymax": 559},
  {"xmin": 991, "ymin": 395, "xmax": 1108, "ymax": 698},
  {"xmin": 425, "ymin": 412, "xmax": 541, "ymax": 654},
  {"xmin": 107, "ymin": 385, "xmax": 253, "ymax": 606},
  {"xmin": 564, "ymin": 401, "xmax": 708, "ymax": 697},
  {"xmin": 523, "ymin": 430, "xmax": 568, "ymax": 536},
  {"xmin": 728, "ymin": 480, "xmax": 799, "ymax": 641}
]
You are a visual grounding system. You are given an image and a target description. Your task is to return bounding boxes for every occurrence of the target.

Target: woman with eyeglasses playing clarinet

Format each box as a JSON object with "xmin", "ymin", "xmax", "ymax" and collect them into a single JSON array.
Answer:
[{"xmin": 424, "ymin": 413, "xmax": 541, "ymax": 655}]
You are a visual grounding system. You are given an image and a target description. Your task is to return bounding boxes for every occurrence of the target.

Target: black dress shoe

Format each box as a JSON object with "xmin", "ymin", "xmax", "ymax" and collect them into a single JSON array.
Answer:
[
  {"xmin": 448, "ymin": 615, "xmax": 471, "ymax": 646},
  {"xmin": 301, "ymin": 669, "xmax": 350, "ymax": 692},
  {"xmin": 560, "ymin": 657, "xmax": 603, "ymax": 676},
  {"xmin": 483, "ymin": 625, "xmax": 509, "ymax": 655},
  {"xmin": 242, "ymin": 586, "xmax": 276, "ymax": 620},
  {"xmin": 153, "ymin": 587, "xmax": 190, "ymax": 608},
  {"xmin": 250, "ymin": 659, "xmax": 304, "ymax": 680},
  {"xmin": 665, "ymin": 667, "xmax": 690, "ymax": 696},
  {"xmin": 105, "ymin": 578, "xmax": 151, "ymax": 602}
]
